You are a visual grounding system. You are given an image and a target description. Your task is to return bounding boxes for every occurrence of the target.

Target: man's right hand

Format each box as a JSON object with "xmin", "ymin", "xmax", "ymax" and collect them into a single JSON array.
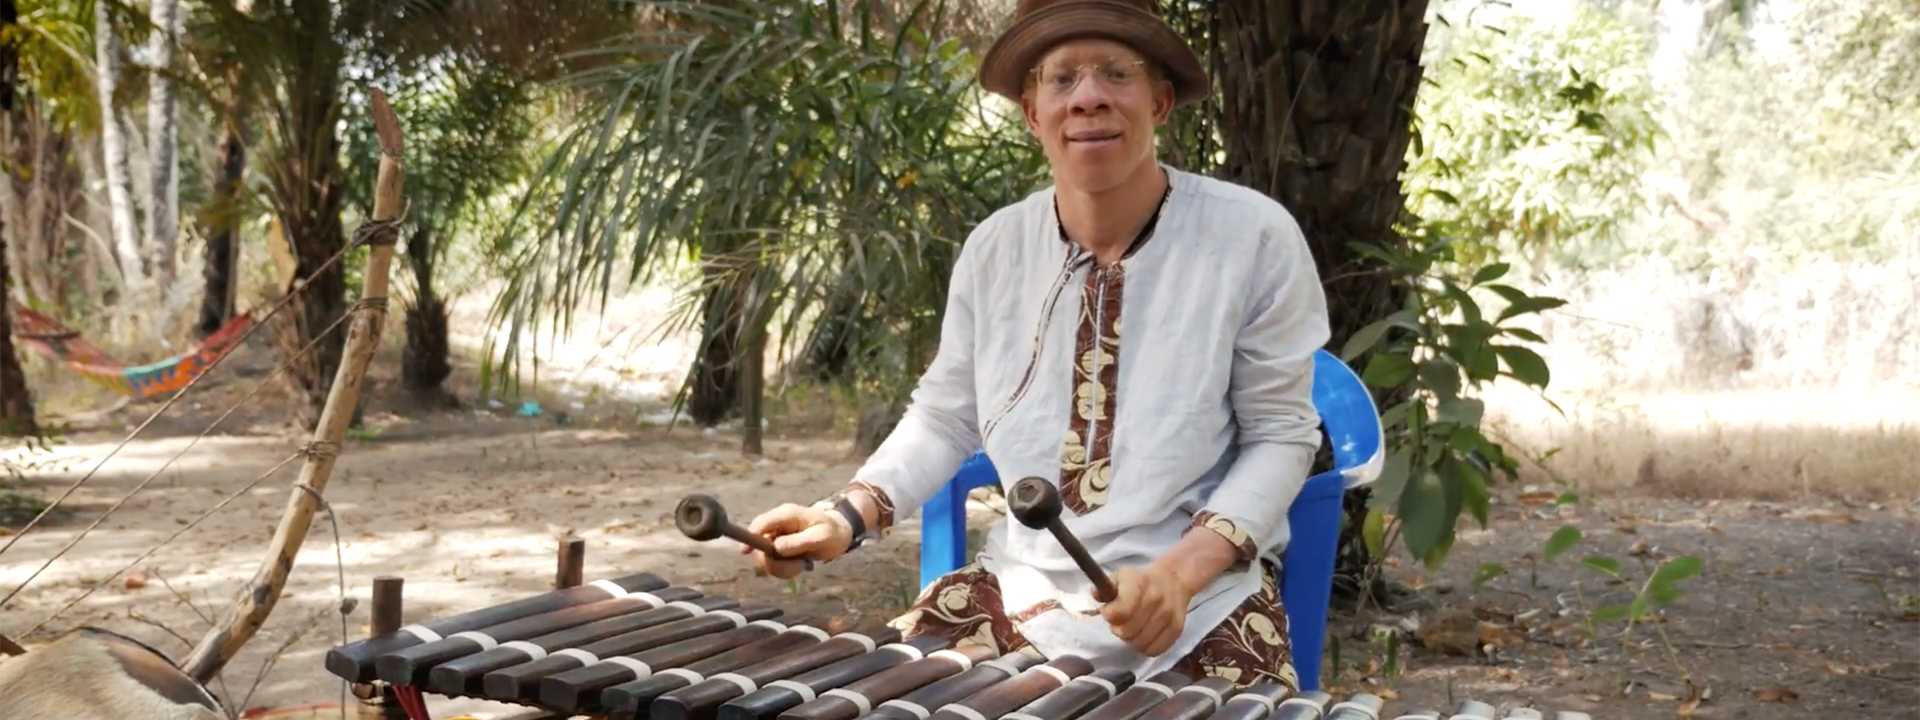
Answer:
[{"xmin": 742, "ymin": 503, "xmax": 854, "ymax": 579}]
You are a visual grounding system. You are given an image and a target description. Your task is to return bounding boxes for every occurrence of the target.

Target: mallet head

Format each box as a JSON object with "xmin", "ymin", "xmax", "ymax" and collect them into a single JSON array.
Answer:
[
  {"xmin": 675, "ymin": 494, "xmax": 726, "ymax": 542},
  {"xmin": 1008, "ymin": 476, "xmax": 1064, "ymax": 528}
]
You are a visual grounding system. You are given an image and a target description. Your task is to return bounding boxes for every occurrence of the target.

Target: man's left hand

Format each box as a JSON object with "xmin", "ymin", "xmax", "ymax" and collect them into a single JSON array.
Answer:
[{"xmin": 1100, "ymin": 561, "xmax": 1195, "ymax": 657}]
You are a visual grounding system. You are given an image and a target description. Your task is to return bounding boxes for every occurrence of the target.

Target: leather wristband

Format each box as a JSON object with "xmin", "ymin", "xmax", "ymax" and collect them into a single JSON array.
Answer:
[{"xmin": 833, "ymin": 497, "xmax": 869, "ymax": 551}]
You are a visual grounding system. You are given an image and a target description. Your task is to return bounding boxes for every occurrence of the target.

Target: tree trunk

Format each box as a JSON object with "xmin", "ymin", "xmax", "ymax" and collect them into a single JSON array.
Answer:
[
  {"xmin": 197, "ymin": 115, "xmax": 245, "ymax": 337},
  {"xmin": 1212, "ymin": 0, "xmax": 1432, "ymax": 579},
  {"xmin": 0, "ymin": 0, "xmax": 29, "ymax": 438},
  {"xmin": 687, "ymin": 297, "xmax": 743, "ymax": 426},
  {"xmin": 268, "ymin": 0, "xmax": 349, "ymax": 427},
  {"xmin": 92, "ymin": 0, "xmax": 144, "ymax": 290},
  {"xmin": 145, "ymin": 0, "xmax": 181, "ymax": 285},
  {"xmin": 401, "ymin": 226, "xmax": 452, "ymax": 399},
  {"xmin": 0, "ymin": 228, "xmax": 29, "ymax": 437},
  {"xmin": 740, "ymin": 327, "xmax": 764, "ymax": 455}
]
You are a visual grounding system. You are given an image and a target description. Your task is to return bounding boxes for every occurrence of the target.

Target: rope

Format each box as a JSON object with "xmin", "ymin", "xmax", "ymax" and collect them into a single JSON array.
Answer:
[
  {"xmin": 23, "ymin": 451, "xmax": 304, "ymax": 636},
  {"xmin": 351, "ymin": 216, "xmax": 404, "ymax": 248},
  {"xmin": 301, "ymin": 442, "xmax": 341, "ymax": 462},
  {"xmin": 288, "ymin": 482, "xmax": 355, "ymax": 720},
  {"xmin": 0, "ymin": 278, "xmax": 366, "ymax": 612},
  {"xmin": 0, "ymin": 212, "xmax": 403, "ymax": 566}
]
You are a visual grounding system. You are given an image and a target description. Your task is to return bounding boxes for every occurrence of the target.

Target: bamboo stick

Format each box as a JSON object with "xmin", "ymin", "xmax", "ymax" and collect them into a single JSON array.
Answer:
[{"xmin": 181, "ymin": 88, "xmax": 405, "ymax": 682}]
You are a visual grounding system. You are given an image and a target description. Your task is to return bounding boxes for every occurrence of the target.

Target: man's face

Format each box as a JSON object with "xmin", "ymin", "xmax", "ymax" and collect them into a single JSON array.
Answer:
[{"xmin": 1021, "ymin": 38, "xmax": 1174, "ymax": 194}]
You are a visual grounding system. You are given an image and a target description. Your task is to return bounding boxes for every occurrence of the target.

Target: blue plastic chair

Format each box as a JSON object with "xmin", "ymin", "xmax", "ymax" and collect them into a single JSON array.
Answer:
[{"xmin": 916, "ymin": 348, "xmax": 1382, "ymax": 691}]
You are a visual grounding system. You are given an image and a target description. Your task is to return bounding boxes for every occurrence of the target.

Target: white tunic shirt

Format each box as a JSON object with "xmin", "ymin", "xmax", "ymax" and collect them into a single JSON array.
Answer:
[{"xmin": 851, "ymin": 163, "xmax": 1330, "ymax": 677}]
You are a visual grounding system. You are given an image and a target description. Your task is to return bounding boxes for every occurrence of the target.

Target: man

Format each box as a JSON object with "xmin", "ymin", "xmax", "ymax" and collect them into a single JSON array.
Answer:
[{"xmin": 743, "ymin": 0, "xmax": 1329, "ymax": 689}]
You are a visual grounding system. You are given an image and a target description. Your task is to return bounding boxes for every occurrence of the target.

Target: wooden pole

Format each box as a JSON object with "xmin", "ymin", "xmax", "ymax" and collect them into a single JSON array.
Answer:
[
  {"xmin": 555, "ymin": 536, "xmax": 585, "ymax": 589},
  {"xmin": 369, "ymin": 576, "xmax": 404, "ymax": 719},
  {"xmin": 181, "ymin": 88, "xmax": 405, "ymax": 682}
]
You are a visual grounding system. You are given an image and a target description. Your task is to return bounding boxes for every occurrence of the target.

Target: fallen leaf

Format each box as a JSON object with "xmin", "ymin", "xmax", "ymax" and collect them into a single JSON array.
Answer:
[
  {"xmin": 1629, "ymin": 539, "xmax": 1651, "ymax": 557},
  {"xmin": 1518, "ymin": 490, "xmax": 1558, "ymax": 506},
  {"xmin": 1753, "ymin": 687, "xmax": 1799, "ymax": 703},
  {"xmin": 1649, "ymin": 692, "xmax": 1678, "ymax": 702}
]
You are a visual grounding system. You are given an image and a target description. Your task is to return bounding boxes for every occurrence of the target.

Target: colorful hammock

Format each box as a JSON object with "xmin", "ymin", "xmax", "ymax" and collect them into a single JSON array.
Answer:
[{"xmin": 8, "ymin": 307, "xmax": 255, "ymax": 399}]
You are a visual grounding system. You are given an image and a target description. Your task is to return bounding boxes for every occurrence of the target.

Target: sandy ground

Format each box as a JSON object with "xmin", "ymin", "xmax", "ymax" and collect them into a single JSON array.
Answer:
[{"xmin": 1, "ymin": 332, "xmax": 1916, "ymax": 719}]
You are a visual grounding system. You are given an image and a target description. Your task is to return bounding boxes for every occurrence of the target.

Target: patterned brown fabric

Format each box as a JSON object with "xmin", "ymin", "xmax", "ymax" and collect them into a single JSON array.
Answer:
[
  {"xmin": 891, "ymin": 560, "xmax": 1295, "ymax": 691},
  {"xmin": 1191, "ymin": 511, "xmax": 1259, "ymax": 572},
  {"xmin": 1059, "ymin": 265, "xmax": 1125, "ymax": 515},
  {"xmin": 888, "ymin": 562, "xmax": 1033, "ymax": 654},
  {"xmin": 1168, "ymin": 561, "xmax": 1297, "ymax": 690}
]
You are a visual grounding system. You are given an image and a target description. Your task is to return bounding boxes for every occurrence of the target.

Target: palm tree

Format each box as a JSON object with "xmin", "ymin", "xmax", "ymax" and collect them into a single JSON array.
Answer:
[
  {"xmin": 500, "ymin": 0, "xmax": 1044, "ymax": 449},
  {"xmin": 1159, "ymin": 0, "xmax": 1434, "ymax": 582},
  {"xmin": 1, "ymin": 0, "xmax": 35, "ymax": 437}
]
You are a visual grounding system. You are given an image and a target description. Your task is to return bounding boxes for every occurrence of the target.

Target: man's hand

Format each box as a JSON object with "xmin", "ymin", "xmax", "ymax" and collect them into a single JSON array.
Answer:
[
  {"xmin": 1100, "ymin": 527, "xmax": 1240, "ymax": 656},
  {"xmin": 1100, "ymin": 562, "xmax": 1195, "ymax": 656},
  {"xmin": 741, "ymin": 503, "xmax": 854, "ymax": 579}
]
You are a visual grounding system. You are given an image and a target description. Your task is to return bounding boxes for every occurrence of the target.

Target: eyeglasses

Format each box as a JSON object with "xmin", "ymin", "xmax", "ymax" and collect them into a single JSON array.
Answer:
[{"xmin": 1029, "ymin": 59, "xmax": 1150, "ymax": 97}]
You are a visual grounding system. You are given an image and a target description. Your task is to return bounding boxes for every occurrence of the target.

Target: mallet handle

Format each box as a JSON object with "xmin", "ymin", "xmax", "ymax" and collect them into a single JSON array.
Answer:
[{"xmin": 1045, "ymin": 519, "xmax": 1116, "ymax": 602}]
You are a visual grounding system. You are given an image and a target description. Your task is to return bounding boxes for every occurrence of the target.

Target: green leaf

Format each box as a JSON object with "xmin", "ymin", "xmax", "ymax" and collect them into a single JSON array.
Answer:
[
  {"xmin": 1472, "ymin": 263, "xmax": 1510, "ymax": 285},
  {"xmin": 1501, "ymin": 326, "xmax": 1547, "ymax": 343},
  {"xmin": 1379, "ymin": 401, "xmax": 1413, "ymax": 431},
  {"xmin": 1628, "ymin": 593, "xmax": 1651, "ymax": 621},
  {"xmin": 1441, "ymin": 282, "xmax": 1483, "ymax": 326},
  {"xmin": 1398, "ymin": 470, "xmax": 1450, "ymax": 562},
  {"xmin": 1419, "ymin": 359, "xmax": 1462, "ymax": 400},
  {"xmin": 1495, "ymin": 345, "xmax": 1551, "ymax": 387},
  {"xmin": 1556, "ymin": 491, "xmax": 1580, "ymax": 505},
  {"xmin": 1482, "ymin": 283, "xmax": 1529, "ymax": 305},
  {"xmin": 1497, "ymin": 295, "xmax": 1568, "ymax": 322},
  {"xmin": 1342, "ymin": 317, "xmax": 1396, "ymax": 361},
  {"xmin": 1472, "ymin": 562, "xmax": 1507, "ymax": 588},
  {"xmin": 1647, "ymin": 555, "xmax": 1705, "ymax": 605},
  {"xmin": 1581, "ymin": 555, "xmax": 1623, "ymax": 577},
  {"xmin": 1591, "ymin": 604, "xmax": 1630, "ymax": 623},
  {"xmin": 1362, "ymin": 353, "xmax": 1416, "ymax": 388},
  {"xmin": 1368, "ymin": 449, "xmax": 1413, "ymax": 510},
  {"xmin": 1362, "ymin": 508, "xmax": 1389, "ymax": 558},
  {"xmin": 1543, "ymin": 525, "xmax": 1583, "ymax": 561},
  {"xmin": 1437, "ymin": 397, "xmax": 1485, "ymax": 426},
  {"xmin": 1454, "ymin": 459, "xmax": 1490, "ymax": 528}
]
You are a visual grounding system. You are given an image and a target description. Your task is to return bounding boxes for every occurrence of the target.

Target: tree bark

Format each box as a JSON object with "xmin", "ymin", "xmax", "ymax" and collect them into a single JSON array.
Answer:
[
  {"xmin": 0, "ymin": 0, "xmax": 30, "ymax": 436},
  {"xmin": 1214, "ymin": 0, "xmax": 1430, "ymax": 348},
  {"xmin": 197, "ymin": 113, "xmax": 245, "ymax": 337},
  {"xmin": 93, "ymin": 0, "xmax": 144, "ymax": 290},
  {"xmin": 1212, "ymin": 0, "xmax": 1432, "ymax": 579},
  {"xmin": 0, "ymin": 215, "xmax": 31, "ymax": 437},
  {"xmin": 145, "ymin": 0, "xmax": 181, "ymax": 284},
  {"xmin": 267, "ymin": 0, "xmax": 350, "ymax": 427},
  {"xmin": 687, "ymin": 255, "xmax": 754, "ymax": 426},
  {"xmin": 401, "ymin": 226, "xmax": 452, "ymax": 399}
]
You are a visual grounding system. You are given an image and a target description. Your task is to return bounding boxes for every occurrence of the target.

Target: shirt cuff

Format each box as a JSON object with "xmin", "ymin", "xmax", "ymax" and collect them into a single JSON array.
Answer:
[{"xmin": 1188, "ymin": 510, "xmax": 1259, "ymax": 572}]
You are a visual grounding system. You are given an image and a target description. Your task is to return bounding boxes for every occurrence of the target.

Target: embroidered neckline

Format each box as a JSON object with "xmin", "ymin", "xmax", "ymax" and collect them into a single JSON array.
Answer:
[{"xmin": 1053, "ymin": 168, "xmax": 1174, "ymax": 266}]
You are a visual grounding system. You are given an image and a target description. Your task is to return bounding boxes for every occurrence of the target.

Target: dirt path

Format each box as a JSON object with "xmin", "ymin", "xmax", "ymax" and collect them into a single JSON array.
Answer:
[{"xmin": 1, "ymin": 350, "xmax": 1915, "ymax": 718}]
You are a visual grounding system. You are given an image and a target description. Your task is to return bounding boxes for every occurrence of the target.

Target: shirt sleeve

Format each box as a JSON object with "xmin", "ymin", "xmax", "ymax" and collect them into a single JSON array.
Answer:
[
  {"xmin": 840, "ymin": 224, "xmax": 991, "ymax": 534},
  {"xmin": 1192, "ymin": 209, "xmax": 1331, "ymax": 567}
]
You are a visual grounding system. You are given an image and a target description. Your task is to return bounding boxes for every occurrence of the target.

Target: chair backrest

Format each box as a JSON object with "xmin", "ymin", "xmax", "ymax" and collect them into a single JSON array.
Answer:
[{"xmin": 1310, "ymin": 349, "xmax": 1384, "ymax": 488}]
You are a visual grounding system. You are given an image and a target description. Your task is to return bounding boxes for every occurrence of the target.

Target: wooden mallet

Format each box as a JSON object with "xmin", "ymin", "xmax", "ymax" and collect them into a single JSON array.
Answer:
[
  {"xmin": 675, "ymin": 494, "xmax": 814, "ymax": 571},
  {"xmin": 1007, "ymin": 476, "xmax": 1117, "ymax": 602}
]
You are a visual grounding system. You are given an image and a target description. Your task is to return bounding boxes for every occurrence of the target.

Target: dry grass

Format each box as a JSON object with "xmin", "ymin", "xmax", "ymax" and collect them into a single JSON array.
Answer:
[{"xmin": 1485, "ymin": 382, "xmax": 1920, "ymax": 500}]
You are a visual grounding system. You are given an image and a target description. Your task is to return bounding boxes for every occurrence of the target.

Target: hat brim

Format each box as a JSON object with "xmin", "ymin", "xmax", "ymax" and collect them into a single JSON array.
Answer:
[{"xmin": 979, "ymin": 2, "xmax": 1210, "ymax": 107}]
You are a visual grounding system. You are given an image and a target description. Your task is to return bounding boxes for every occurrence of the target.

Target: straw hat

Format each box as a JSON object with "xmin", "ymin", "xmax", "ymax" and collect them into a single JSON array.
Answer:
[{"xmin": 978, "ymin": 0, "xmax": 1211, "ymax": 107}]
